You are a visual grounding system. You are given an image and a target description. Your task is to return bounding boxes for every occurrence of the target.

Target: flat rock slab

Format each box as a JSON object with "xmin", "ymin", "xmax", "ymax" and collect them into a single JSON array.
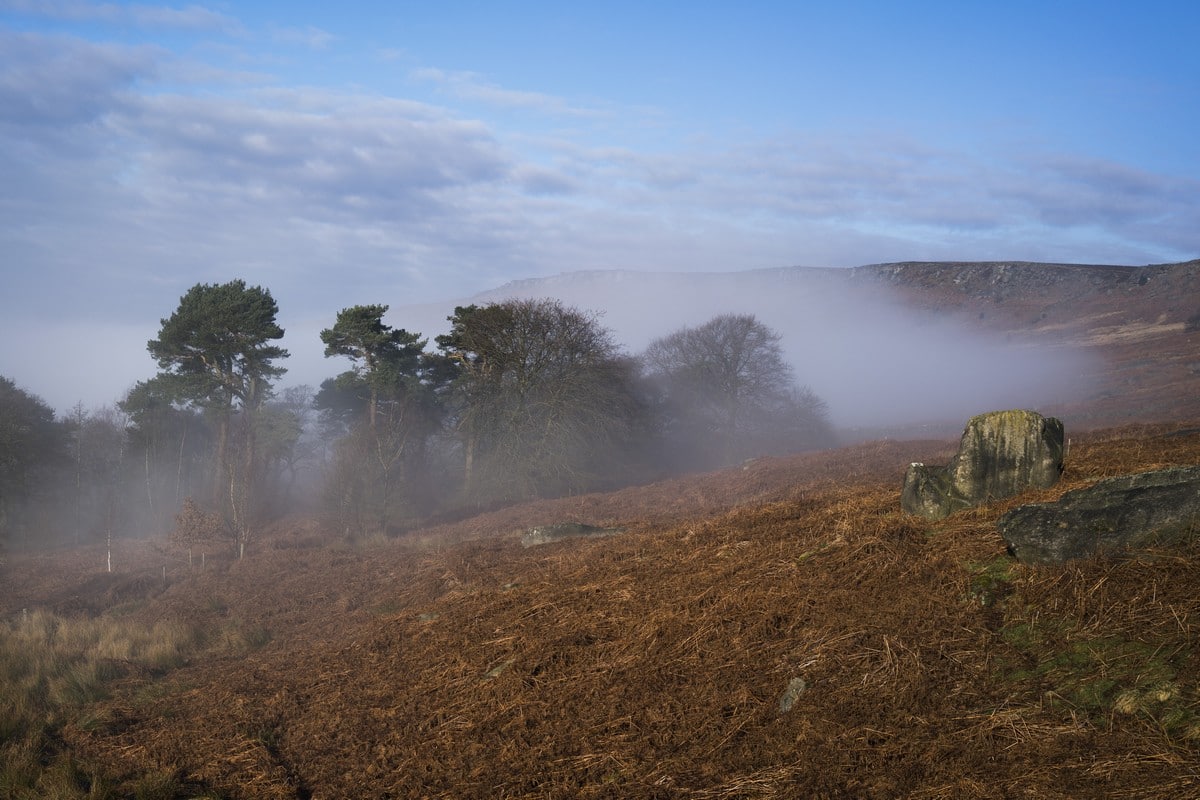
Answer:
[
  {"xmin": 520, "ymin": 522, "xmax": 627, "ymax": 548},
  {"xmin": 998, "ymin": 465, "xmax": 1200, "ymax": 565}
]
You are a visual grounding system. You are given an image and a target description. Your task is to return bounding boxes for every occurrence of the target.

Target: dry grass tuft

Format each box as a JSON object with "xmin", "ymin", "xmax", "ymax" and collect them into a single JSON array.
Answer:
[{"xmin": 0, "ymin": 610, "xmax": 208, "ymax": 797}]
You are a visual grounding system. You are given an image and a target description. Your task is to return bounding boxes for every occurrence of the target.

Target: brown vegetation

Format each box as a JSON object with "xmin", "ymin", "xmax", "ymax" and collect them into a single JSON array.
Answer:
[{"xmin": 2, "ymin": 424, "xmax": 1200, "ymax": 798}]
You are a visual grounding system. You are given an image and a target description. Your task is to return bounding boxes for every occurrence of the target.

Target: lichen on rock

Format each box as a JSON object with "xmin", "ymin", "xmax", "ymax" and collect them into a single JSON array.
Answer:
[
  {"xmin": 998, "ymin": 465, "xmax": 1200, "ymax": 565},
  {"xmin": 902, "ymin": 409, "xmax": 1064, "ymax": 520}
]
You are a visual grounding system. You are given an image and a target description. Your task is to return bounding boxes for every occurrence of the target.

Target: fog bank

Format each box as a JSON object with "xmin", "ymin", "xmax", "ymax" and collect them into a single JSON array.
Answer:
[
  {"xmin": 7, "ymin": 266, "xmax": 1099, "ymax": 433},
  {"xmin": 419, "ymin": 267, "xmax": 1099, "ymax": 432}
]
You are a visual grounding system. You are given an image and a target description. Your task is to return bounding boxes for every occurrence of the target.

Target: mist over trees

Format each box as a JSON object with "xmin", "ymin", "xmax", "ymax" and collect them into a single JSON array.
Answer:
[
  {"xmin": 118, "ymin": 377, "xmax": 210, "ymax": 533},
  {"xmin": 436, "ymin": 299, "xmax": 644, "ymax": 504},
  {"xmin": 148, "ymin": 280, "xmax": 290, "ymax": 557},
  {"xmin": 317, "ymin": 304, "xmax": 448, "ymax": 538},
  {"xmin": 0, "ymin": 284, "xmax": 833, "ymax": 553},
  {"xmin": 643, "ymin": 314, "xmax": 832, "ymax": 469}
]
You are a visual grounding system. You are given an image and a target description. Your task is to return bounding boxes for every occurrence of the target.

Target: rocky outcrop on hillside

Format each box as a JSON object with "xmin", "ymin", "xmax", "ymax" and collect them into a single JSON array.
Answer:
[
  {"xmin": 520, "ymin": 522, "xmax": 627, "ymax": 547},
  {"xmin": 861, "ymin": 260, "xmax": 1138, "ymax": 298},
  {"xmin": 998, "ymin": 465, "xmax": 1200, "ymax": 565},
  {"xmin": 902, "ymin": 410, "xmax": 1065, "ymax": 520}
]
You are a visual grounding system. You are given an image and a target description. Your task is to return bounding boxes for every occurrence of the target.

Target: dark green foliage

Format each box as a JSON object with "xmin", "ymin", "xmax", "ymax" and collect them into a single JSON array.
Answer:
[
  {"xmin": 436, "ymin": 299, "xmax": 644, "ymax": 503},
  {"xmin": 318, "ymin": 305, "xmax": 448, "ymax": 536},
  {"xmin": 0, "ymin": 376, "xmax": 65, "ymax": 544},
  {"xmin": 147, "ymin": 280, "xmax": 289, "ymax": 556},
  {"xmin": 320, "ymin": 304, "xmax": 425, "ymax": 429},
  {"xmin": 148, "ymin": 280, "xmax": 288, "ymax": 412}
]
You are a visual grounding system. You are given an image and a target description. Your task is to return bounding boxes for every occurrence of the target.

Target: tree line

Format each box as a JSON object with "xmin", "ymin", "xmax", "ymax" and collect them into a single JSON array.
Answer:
[{"xmin": 0, "ymin": 280, "xmax": 832, "ymax": 555}]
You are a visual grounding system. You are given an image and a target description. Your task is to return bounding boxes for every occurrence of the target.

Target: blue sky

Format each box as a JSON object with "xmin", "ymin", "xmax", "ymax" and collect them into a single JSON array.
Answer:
[{"xmin": 1, "ymin": 0, "xmax": 1198, "ymax": 412}]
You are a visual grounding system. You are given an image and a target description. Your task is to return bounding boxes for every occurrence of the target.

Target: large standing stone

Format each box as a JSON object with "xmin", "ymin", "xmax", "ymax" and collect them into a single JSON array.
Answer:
[
  {"xmin": 901, "ymin": 410, "xmax": 1065, "ymax": 520},
  {"xmin": 998, "ymin": 465, "xmax": 1200, "ymax": 565}
]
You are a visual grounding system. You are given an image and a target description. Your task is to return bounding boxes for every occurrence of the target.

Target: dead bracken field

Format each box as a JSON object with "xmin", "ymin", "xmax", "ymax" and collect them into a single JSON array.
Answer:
[{"xmin": 4, "ymin": 424, "xmax": 1200, "ymax": 799}]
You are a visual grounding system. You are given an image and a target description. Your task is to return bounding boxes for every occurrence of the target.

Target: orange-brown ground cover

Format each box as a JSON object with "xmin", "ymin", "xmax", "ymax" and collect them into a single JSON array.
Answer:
[{"xmin": 4, "ymin": 425, "xmax": 1200, "ymax": 798}]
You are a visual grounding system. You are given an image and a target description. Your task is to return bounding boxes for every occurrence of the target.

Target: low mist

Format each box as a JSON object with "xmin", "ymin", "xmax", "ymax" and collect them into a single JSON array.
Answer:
[
  {"xmin": 0, "ymin": 265, "xmax": 1104, "ymax": 555},
  {"xmin": 398, "ymin": 267, "xmax": 1099, "ymax": 433},
  {"xmin": 8, "ymin": 267, "xmax": 1097, "ymax": 437}
]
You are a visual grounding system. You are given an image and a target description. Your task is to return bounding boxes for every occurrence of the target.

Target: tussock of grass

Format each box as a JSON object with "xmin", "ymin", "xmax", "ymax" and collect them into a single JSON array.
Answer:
[
  {"xmin": 129, "ymin": 767, "xmax": 182, "ymax": 800},
  {"xmin": 0, "ymin": 609, "xmax": 204, "ymax": 798},
  {"xmin": 212, "ymin": 620, "xmax": 272, "ymax": 654}
]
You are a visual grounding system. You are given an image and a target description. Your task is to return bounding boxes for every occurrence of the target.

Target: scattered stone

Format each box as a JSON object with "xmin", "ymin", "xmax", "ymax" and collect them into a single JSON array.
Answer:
[
  {"xmin": 902, "ymin": 410, "xmax": 1064, "ymax": 520},
  {"xmin": 520, "ymin": 522, "xmax": 627, "ymax": 548},
  {"xmin": 778, "ymin": 677, "xmax": 808, "ymax": 714},
  {"xmin": 485, "ymin": 659, "xmax": 515, "ymax": 679},
  {"xmin": 998, "ymin": 465, "xmax": 1200, "ymax": 565}
]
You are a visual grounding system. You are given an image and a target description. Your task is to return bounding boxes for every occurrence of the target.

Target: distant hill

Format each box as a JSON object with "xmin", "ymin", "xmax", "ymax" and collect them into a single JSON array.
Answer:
[{"xmin": 396, "ymin": 259, "xmax": 1200, "ymax": 433}]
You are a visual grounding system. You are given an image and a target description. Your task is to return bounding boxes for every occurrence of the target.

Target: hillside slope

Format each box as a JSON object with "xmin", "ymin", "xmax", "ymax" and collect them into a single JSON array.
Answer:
[
  {"xmin": 860, "ymin": 260, "xmax": 1200, "ymax": 427},
  {"xmin": 6, "ymin": 424, "xmax": 1200, "ymax": 798}
]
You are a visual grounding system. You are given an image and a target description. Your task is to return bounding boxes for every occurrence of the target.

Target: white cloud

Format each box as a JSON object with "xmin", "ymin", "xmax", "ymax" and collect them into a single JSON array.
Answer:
[
  {"xmin": 0, "ymin": 0, "xmax": 242, "ymax": 33},
  {"xmin": 0, "ymin": 29, "xmax": 157, "ymax": 125},
  {"xmin": 410, "ymin": 67, "xmax": 606, "ymax": 118}
]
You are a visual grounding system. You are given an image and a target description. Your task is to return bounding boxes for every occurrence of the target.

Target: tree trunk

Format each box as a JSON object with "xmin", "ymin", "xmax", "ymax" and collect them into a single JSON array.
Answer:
[
  {"xmin": 464, "ymin": 432, "xmax": 476, "ymax": 494},
  {"xmin": 144, "ymin": 445, "xmax": 155, "ymax": 519},
  {"xmin": 213, "ymin": 410, "xmax": 229, "ymax": 508},
  {"xmin": 176, "ymin": 422, "xmax": 188, "ymax": 507}
]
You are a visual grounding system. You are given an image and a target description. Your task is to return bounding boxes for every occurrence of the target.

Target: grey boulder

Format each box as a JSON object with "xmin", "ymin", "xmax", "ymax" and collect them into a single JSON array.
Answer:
[
  {"xmin": 902, "ymin": 410, "xmax": 1065, "ymax": 520},
  {"xmin": 999, "ymin": 465, "xmax": 1200, "ymax": 565}
]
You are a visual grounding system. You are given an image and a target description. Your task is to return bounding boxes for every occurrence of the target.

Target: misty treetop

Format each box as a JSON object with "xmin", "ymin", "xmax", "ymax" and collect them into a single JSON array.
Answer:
[
  {"xmin": 643, "ymin": 313, "xmax": 832, "ymax": 467},
  {"xmin": 313, "ymin": 303, "xmax": 829, "ymax": 532},
  {"xmin": 435, "ymin": 299, "xmax": 644, "ymax": 503}
]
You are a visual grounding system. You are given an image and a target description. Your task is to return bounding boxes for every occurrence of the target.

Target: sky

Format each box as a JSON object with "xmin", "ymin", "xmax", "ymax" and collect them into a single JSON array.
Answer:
[{"xmin": 1, "ymin": 0, "xmax": 1198, "ymax": 416}]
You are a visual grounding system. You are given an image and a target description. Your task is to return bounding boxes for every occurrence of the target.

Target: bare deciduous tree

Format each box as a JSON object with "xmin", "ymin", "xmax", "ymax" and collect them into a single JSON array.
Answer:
[{"xmin": 643, "ymin": 314, "xmax": 831, "ymax": 467}]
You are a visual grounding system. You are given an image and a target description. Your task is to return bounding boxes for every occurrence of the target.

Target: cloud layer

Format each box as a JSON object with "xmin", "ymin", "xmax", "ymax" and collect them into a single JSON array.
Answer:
[{"xmin": 1, "ymin": 6, "xmax": 1197, "ymax": 413}]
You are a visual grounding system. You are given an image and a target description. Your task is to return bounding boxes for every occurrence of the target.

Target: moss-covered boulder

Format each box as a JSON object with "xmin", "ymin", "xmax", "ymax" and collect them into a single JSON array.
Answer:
[
  {"xmin": 998, "ymin": 465, "xmax": 1200, "ymax": 565},
  {"xmin": 902, "ymin": 410, "xmax": 1064, "ymax": 520}
]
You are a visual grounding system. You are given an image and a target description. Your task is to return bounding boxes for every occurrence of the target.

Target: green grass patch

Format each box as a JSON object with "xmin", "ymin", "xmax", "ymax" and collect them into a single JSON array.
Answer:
[
  {"xmin": 965, "ymin": 554, "xmax": 1018, "ymax": 607},
  {"xmin": 973, "ymin": 554, "xmax": 1200, "ymax": 744},
  {"xmin": 996, "ymin": 611, "xmax": 1198, "ymax": 740}
]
